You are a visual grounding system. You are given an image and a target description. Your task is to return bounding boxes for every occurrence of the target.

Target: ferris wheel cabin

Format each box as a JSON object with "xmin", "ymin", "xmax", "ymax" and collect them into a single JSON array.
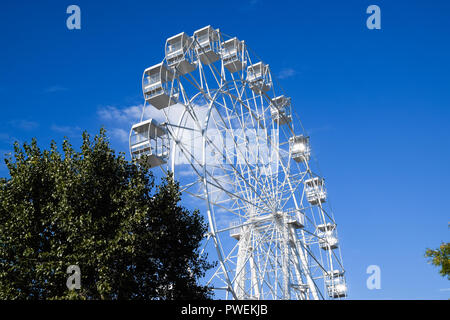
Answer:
[
  {"xmin": 317, "ymin": 223, "xmax": 338, "ymax": 250},
  {"xmin": 221, "ymin": 37, "xmax": 245, "ymax": 73},
  {"xmin": 285, "ymin": 209, "xmax": 305, "ymax": 229},
  {"xmin": 289, "ymin": 135, "xmax": 311, "ymax": 163},
  {"xmin": 142, "ymin": 63, "xmax": 178, "ymax": 110},
  {"xmin": 270, "ymin": 95, "xmax": 292, "ymax": 125},
  {"xmin": 165, "ymin": 32, "xmax": 197, "ymax": 75},
  {"xmin": 129, "ymin": 119, "xmax": 168, "ymax": 168},
  {"xmin": 325, "ymin": 270, "xmax": 347, "ymax": 298},
  {"xmin": 304, "ymin": 177, "xmax": 327, "ymax": 205},
  {"xmin": 193, "ymin": 26, "xmax": 221, "ymax": 65},
  {"xmin": 246, "ymin": 62, "xmax": 272, "ymax": 93}
]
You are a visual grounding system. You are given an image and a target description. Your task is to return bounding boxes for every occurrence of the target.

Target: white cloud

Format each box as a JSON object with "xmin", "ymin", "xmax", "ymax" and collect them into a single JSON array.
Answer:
[
  {"xmin": 0, "ymin": 133, "xmax": 19, "ymax": 144},
  {"xmin": 50, "ymin": 125, "xmax": 82, "ymax": 137},
  {"xmin": 215, "ymin": 210, "xmax": 237, "ymax": 230},
  {"xmin": 97, "ymin": 105, "xmax": 143, "ymax": 123},
  {"xmin": 97, "ymin": 104, "xmax": 164, "ymax": 145},
  {"xmin": 97, "ymin": 103, "xmax": 190, "ymax": 126},
  {"xmin": 97, "ymin": 103, "xmax": 201, "ymax": 147},
  {"xmin": 277, "ymin": 68, "xmax": 296, "ymax": 79},
  {"xmin": 9, "ymin": 119, "xmax": 39, "ymax": 131},
  {"xmin": 0, "ymin": 133, "xmax": 11, "ymax": 143},
  {"xmin": 110, "ymin": 128, "xmax": 129, "ymax": 143}
]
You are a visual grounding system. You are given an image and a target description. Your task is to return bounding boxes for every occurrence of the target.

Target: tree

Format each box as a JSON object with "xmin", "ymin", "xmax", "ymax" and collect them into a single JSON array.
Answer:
[
  {"xmin": 425, "ymin": 242, "xmax": 450, "ymax": 280},
  {"xmin": 0, "ymin": 128, "xmax": 214, "ymax": 299}
]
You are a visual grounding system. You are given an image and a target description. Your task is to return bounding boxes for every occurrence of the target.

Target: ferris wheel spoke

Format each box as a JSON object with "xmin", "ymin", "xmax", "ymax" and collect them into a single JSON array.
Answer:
[
  {"xmin": 202, "ymin": 134, "xmax": 274, "ymax": 212},
  {"xmin": 204, "ymin": 171, "xmax": 267, "ymax": 213},
  {"xmin": 208, "ymin": 104, "xmax": 277, "ymax": 210},
  {"xmin": 168, "ymin": 123, "xmax": 260, "ymax": 214}
]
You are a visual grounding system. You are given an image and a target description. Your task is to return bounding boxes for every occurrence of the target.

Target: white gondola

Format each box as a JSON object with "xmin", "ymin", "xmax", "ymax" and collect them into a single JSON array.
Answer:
[
  {"xmin": 327, "ymin": 269, "xmax": 345, "ymax": 278},
  {"xmin": 289, "ymin": 135, "xmax": 311, "ymax": 163},
  {"xmin": 325, "ymin": 270, "xmax": 347, "ymax": 298},
  {"xmin": 165, "ymin": 32, "xmax": 196, "ymax": 75},
  {"xmin": 142, "ymin": 63, "xmax": 178, "ymax": 110},
  {"xmin": 193, "ymin": 26, "xmax": 221, "ymax": 65},
  {"xmin": 129, "ymin": 119, "xmax": 169, "ymax": 168},
  {"xmin": 304, "ymin": 177, "xmax": 327, "ymax": 205},
  {"xmin": 270, "ymin": 95, "xmax": 292, "ymax": 125},
  {"xmin": 246, "ymin": 62, "xmax": 272, "ymax": 93},
  {"xmin": 317, "ymin": 223, "xmax": 338, "ymax": 250},
  {"xmin": 285, "ymin": 209, "xmax": 305, "ymax": 229},
  {"xmin": 221, "ymin": 37, "xmax": 245, "ymax": 73},
  {"xmin": 317, "ymin": 223, "xmax": 336, "ymax": 233}
]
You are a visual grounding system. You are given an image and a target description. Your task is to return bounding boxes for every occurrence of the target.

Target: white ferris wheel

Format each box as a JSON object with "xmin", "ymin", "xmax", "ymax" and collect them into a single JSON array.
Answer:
[{"xmin": 129, "ymin": 26, "xmax": 347, "ymax": 300}]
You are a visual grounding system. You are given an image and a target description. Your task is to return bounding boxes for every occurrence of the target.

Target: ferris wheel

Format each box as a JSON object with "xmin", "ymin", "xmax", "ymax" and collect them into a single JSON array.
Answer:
[{"xmin": 129, "ymin": 26, "xmax": 347, "ymax": 300}]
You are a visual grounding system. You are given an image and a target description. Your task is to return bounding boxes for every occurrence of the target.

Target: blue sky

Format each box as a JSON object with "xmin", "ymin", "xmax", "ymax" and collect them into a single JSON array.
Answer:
[{"xmin": 1, "ymin": 0, "xmax": 449, "ymax": 299}]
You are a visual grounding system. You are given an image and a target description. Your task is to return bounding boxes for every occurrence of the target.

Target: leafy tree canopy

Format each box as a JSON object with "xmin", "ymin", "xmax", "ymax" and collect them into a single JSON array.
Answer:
[
  {"xmin": 425, "ymin": 241, "xmax": 450, "ymax": 280},
  {"xmin": 0, "ymin": 128, "xmax": 214, "ymax": 299}
]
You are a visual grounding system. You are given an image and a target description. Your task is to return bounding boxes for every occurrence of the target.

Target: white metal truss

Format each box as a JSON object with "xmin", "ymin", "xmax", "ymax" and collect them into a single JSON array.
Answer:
[{"xmin": 129, "ymin": 26, "xmax": 347, "ymax": 300}]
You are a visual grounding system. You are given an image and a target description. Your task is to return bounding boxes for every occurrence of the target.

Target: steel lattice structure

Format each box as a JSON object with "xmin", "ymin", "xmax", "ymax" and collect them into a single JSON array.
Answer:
[{"xmin": 129, "ymin": 26, "xmax": 347, "ymax": 300}]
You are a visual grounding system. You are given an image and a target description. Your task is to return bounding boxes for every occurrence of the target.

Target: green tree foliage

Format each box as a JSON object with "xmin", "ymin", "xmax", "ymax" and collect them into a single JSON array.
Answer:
[
  {"xmin": 425, "ymin": 242, "xmax": 450, "ymax": 280},
  {"xmin": 0, "ymin": 128, "xmax": 214, "ymax": 299}
]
